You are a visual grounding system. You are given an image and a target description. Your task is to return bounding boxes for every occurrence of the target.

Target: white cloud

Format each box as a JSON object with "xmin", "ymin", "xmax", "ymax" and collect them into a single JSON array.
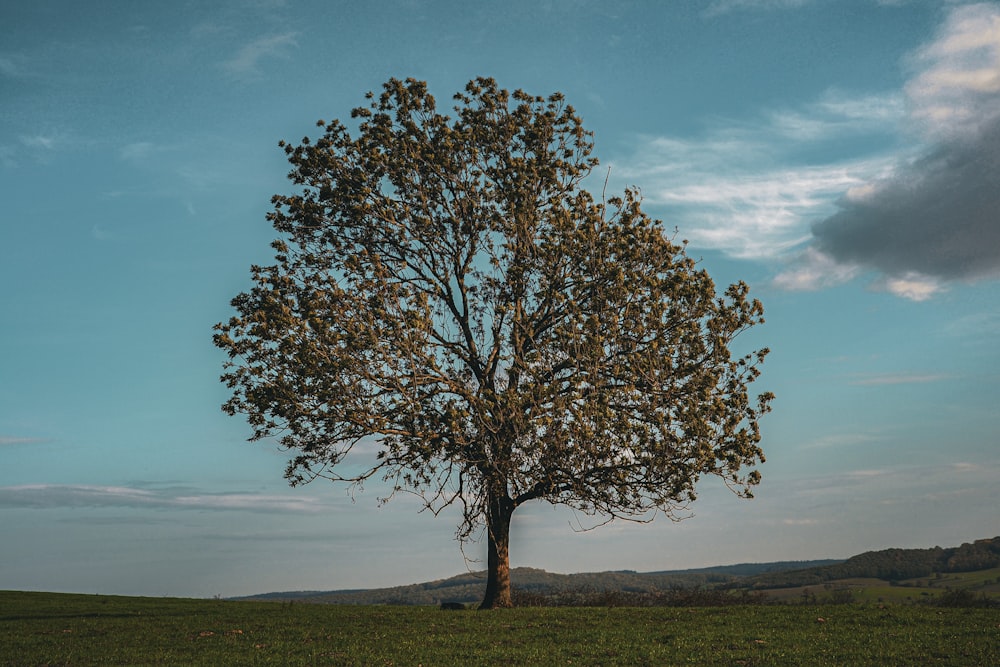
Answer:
[
  {"xmin": 612, "ymin": 104, "xmax": 898, "ymax": 261},
  {"xmin": 764, "ymin": 91, "xmax": 905, "ymax": 142},
  {"xmin": 119, "ymin": 141, "xmax": 156, "ymax": 161},
  {"xmin": 800, "ymin": 431, "xmax": 884, "ymax": 450},
  {"xmin": 649, "ymin": 166, "xmax": 863, "ymax": 260},
  {"xmin": 773, "ymin": 247, "xmax": 860, "ymax": 291},
  {"xmin": 846, "ymin": 468, "xmax": 889, "ymax": 479},
  {"xmin": 704, "ymin": 0, "xmax": 810, "ymax": 17},
  {"xmin": 0, "ymin": 484, "xmax": 328, "ymax": 513},
  {"xmin": 19, "ymin": 134, "xmax": 56, "ymax": 150},
  {"xmin": 0, "ymin": 436, "xmax": 47, "ymax": 446},
  {"xmin": 906, "ymin": 2, "xmax": 1000, "ymax": 139},
  {"xmin": 91, "ymin": 224, "xmax": 117, "ymax": 241},
  {"xmin": 222, "ymin": 32, "xmax": 298, "ymax": 78},
  {"xmin": 797, "ymin": 461, "xmax": 999, "ymax": 501},
  {"xmin": 849, "ymin": 373, "xmax": 951, "ymax": 386},
  {"xmin": 776, "ymin": 249, "xmax": 949, "ymax": 300},
  {"xmin": 0, "ymin": 54, "xmax": 27, "ymax": 78},
  {"xmin": 14, "ymin": 132, "xmax": 72, "ymax": 163},
  {"xmin": 815, "ymin": 90, "xmax": 907, "ymax": 124},
  {"xmin": 870, "ymin": 272, "xmax": 946, "ymax": 301},
  {"xmin": 943, "ymin": 310, "xmax": 1000, "ymax": 339}
]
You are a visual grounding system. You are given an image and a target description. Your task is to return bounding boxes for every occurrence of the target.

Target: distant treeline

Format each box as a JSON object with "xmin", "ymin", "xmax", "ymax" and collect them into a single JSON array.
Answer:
[
  {"xmin": 741, "ymin": 537, "xmax": 1000, "ymax": 590},
  {"xmin": 235, "ymin": 561, "xmax": 840, "ymax": 606},
  {"xmin": 233, "ymin": 537, "xmax": 1000, "ymax": 606}
]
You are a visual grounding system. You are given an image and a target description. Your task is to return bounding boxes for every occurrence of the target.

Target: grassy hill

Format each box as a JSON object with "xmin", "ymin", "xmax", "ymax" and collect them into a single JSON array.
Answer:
[
  {"xmin": 725, "ymin": 537, "xmax": 1000, "ymax": 605},
  {"xmin": 233, "ymin": 560, "xmax": 844, "ymax": 605},
  {"xmin": 740, "ymin": 536, "xmax": 1000, "ymax": 589}
]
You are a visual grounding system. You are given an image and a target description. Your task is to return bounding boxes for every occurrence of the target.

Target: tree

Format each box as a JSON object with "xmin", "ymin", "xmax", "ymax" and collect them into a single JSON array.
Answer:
[{"xmin": 214, "ymin": 77, "xmax": 773, "ymax": 609}]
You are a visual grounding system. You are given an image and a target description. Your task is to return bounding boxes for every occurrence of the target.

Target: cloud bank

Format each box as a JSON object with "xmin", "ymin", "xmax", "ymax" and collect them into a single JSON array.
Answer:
[
  {"xmin": 0, "ymin": 484, "xmax": 327, "ymax": 513},
  {"xmin": 778, "ymin": 3, "xmax": 1000, "ymax": 299}
]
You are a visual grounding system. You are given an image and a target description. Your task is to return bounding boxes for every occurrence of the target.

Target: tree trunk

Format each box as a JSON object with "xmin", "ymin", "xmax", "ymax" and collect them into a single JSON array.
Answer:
[{"xmin": 479, "ymin": 493, "xmax": 515, "ymax": 609}]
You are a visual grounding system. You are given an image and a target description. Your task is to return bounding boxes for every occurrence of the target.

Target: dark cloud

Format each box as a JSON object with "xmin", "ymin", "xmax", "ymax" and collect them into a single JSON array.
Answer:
[
  {"xmin": 774, "ymin": 3, "xmax": 1000, "ymax": 299},
  {"xmin": 811, "ymin": 115, "xmax": 1000, "ymax": 283}
]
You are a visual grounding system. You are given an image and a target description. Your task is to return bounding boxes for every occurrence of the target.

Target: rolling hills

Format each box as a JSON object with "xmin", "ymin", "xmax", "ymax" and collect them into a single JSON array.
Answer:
[
  {"xmin": 233, "ymin": 536, "xmax": 999, "ymax": 606},
  {"xmin": 233, "ymin": 560, "xmax": 841, "ymax": 606}
]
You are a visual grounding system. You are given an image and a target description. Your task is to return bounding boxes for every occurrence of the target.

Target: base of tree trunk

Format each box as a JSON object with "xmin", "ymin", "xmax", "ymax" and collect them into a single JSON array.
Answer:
[
  {"xmin": 478, "ymin": 595, "xmax": 514, "ymax": 610},
  {"xmin": 479, "ymin": 496, "xmax": 515, "ymax": 609}
]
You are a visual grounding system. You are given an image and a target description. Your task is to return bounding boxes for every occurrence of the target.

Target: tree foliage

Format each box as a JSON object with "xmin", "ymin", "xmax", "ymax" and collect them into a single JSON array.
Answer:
[{"xmin": 214, "ymin": 77, "xmax": 773, "ymax": 608}]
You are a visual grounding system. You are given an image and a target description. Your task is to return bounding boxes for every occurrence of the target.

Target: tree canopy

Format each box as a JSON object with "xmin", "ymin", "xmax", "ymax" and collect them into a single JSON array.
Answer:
[{"xmin": 214, "ymin": 77, "xmax": 773, "ymax": 608}]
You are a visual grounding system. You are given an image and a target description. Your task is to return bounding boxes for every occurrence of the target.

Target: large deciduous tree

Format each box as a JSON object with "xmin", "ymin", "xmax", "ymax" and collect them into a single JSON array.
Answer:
[{"xmin": 214, "ymin": 77, "xmax": 773, "ymax": 609}]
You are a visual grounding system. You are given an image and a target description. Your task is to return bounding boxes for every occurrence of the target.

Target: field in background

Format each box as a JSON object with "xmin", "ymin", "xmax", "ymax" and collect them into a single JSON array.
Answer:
[
  {"xmin": 2, "ymin": 590, "xmax": 998, "ymax": 665},
  {"xmin": 743, "ymin": 566, "xmax": 1000, "ymax": 605}
]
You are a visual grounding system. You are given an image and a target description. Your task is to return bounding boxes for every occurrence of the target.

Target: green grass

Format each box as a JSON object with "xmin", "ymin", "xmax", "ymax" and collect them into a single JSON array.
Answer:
[
  {"xmin": 753, "ymin": 566, "xmax": 1000, "ymax": 605},
  {"xmin": 2, "ymin": 590, "xmax": 998, "ymax": 665},
  {"xmin": 903, "ymin": 567, "xmax": 1000, "ymax": 591}
]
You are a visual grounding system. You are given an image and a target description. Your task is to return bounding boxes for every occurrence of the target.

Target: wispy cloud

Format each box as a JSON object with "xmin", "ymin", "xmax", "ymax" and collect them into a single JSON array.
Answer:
[
  {"xmin": 19, "ymin": 134, "xmax": 57, "ymax": 151},
  {"xmin": 773, "ymin": 246, "xmax": 861, "ymax": 291},
  {"xmin": 0, "ymin": 53, "xmax": 28, "ymax": 78},
  {"xmin": 905, "ymin": 2, "xmax": 1000, "ymax": 140},
  {"xmin": 646, "ymin": 162, "xmax": 880, "ymax": 260},
  {"xmin": 868, "ymin": 273, "xmax": 946, "ymax": 302},
  {"xmin": 849, "ymin": 373, "xmax": 952, "ymax": 386},
  {"xmin": 2, "ymin": 126, "xmax": 67, "ymax": 166},
  {"xmin": 14, "ymin": 132, "xmax": 71, "ymax": 164},
  {"xmin": 777, "ymin": 3, "xmax": 1000, "ymax": 300},
  {"xmin": 736, "ymin": 460, "xmax": 999, "ymax": 557},
  {"xmin": 781, "ymin": 518, "xmax": 819, "ymax": 526},
  {"xmin": 119, "ymin": 141, "xmax": 157, "ymax": 162},
  {"xmin": 704, "ymin": 0, "xmax": 810, "ymax": 18},
  {"xmin": 0, "ymin": 484, "xmax": 328, "ymax": 513},
  {"xmin": 766, "ymin": 90, "xmax": 906, "ymax": 141},
  {"xmin": 944, "ymin": 311, "xmax": 1000, "ymax": 339},
  {"xmin": 0, "ymin": 436, "xmax": 48, "ymax": 446},
  {"xmin": 90, "ymin": 224, "xmax": 117, "ymax": 241},
  {"xmin": 800, "ymin": 431, "xmax": 884, "ymax": 450},
  {"xmin": 792, "ymin": 461, "xmax": 1000, "ymax": 505},
  {"xmin": 611, "ymin": 92, "xmax": 900, "ymax": 260},
  {"xmin": 222, "ymin": 32, "xmax": 298, "ymax": 78}
]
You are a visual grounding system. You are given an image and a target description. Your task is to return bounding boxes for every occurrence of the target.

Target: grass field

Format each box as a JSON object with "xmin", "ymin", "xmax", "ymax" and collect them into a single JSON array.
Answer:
[
  {"xmin": 2, "ymin": 590, "xmax": 998, "ymax": 665},
  {"xmin": 751, "ymin": 566, "xmax": 1000, "ymax": 605}
]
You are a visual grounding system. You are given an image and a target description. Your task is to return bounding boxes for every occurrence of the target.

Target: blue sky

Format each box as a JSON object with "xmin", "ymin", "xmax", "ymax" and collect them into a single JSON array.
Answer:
[{"xmin": 2, "ymin": 0, "xmax": 998, "ymax": 598}]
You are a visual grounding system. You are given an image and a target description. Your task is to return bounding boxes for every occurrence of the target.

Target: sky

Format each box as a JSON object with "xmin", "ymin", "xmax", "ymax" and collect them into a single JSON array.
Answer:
[{"xmin": 1, "ymin": 0, "xmax": 998, "ymax": 599}]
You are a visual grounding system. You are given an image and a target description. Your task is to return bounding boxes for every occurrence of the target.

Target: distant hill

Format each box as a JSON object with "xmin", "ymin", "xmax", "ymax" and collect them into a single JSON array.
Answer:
[
  {"xmin": 740, "ymin": 536, "xmax": 1000, "ymax": 590},
  {"xmin": 231, "ymin": 560, "xmax": 841, "ymax": 606},
  {"xmin": 233, "ymin": 537, "xmax": 1000, "ymax": 606}
]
